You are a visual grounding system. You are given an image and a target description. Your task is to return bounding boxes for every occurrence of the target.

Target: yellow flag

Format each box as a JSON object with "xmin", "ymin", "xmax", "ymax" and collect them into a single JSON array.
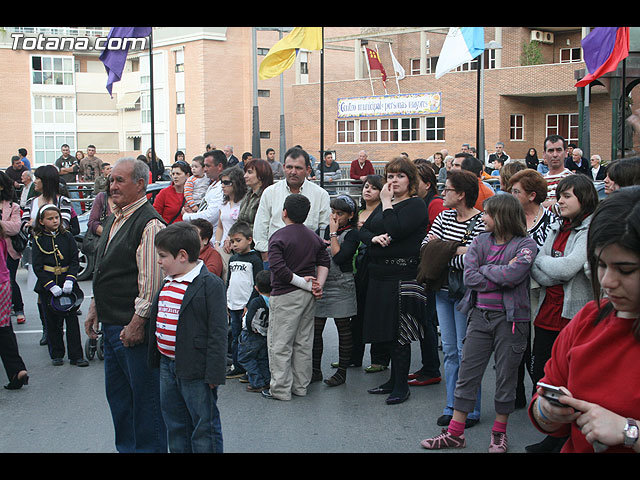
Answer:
[{"xmin": 258, "ymin": 27, "xmax": 323, "ymax": 80}]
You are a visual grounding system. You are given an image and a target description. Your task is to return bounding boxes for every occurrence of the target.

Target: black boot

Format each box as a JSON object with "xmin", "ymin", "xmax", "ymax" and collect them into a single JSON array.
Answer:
[{"xmin": 386, "ymin": 343, "xmax": 411, "ymax": 405}]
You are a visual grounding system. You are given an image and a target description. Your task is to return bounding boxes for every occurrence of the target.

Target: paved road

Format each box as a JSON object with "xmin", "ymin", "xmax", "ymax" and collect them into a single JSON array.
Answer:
[{"xmin": 1, "ymin": 267, "xmax": 546, "ymax": 453}]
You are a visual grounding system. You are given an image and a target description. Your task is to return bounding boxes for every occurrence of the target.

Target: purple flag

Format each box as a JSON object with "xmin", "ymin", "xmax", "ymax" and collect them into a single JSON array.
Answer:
[{"xmin": 99, "ymin": 27, "xmax": 152, "ymax": 97}]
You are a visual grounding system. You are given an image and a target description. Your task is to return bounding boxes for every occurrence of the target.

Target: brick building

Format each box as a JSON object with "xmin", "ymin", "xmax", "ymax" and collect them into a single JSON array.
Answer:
[{"xmin": 0, "ymin": 26, "xmax": 634, "ymax": 170}]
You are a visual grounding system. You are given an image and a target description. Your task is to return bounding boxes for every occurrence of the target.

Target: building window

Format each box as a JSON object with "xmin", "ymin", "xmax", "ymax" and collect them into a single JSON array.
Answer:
[
  {"xmin": 33, "ymin": 95, "xmax": 75, "ymax": 124},
  {"xmin": 338, "ymin": 117, "xmax": 444, "ymax": 144},
  {"xmin": 176, "ymin": 91, "xmax": 185, "ymax": 114},
  {"xmin": 560, "ymin": 47, "xmax": 582, "ymax": 63},
  {"xmin": 141, "ymin": 90, "xmax": 151, "ymax": 123},
  {"xmin": 410, "ymin": 59, "xmax": 420, "ymax": 75},
  {"xmin": 32, "ymin": 55, "xmax": 74, "ymax": 85},
  {"xmin": 257, "ymin": 48, "xmax": 270, "ymax": 56},
  {"xmin": 425, "ymin": 116, "xmax": 445, "ymax": 141},
  {"xmin": 510, "ymin": 114, "xmax": 524, "ymax": 141},
  {"xmin": 546, "ymin": 113, "xmax": 579, "ymax": 144},
  {"xmin": 337, "ymin": 120, "xmax": 355, "ymax": 143},
  {"xmin": 300, "ymin": 52, "xmax": 309, "ymax": 75},
  {"xmin": 455, "ymin": 49, "xmax": 496, "ymax": 72},
  {"xmin": 260, "ymin": 131, "xmax": 271, "ymax": 139},
  {"xmin": 258, "ymin": 89, "xmax": 270, "ymax": 97},
  {"xmin": 427, "ymin": 57, "xmax": 438, "ymax": 74},
  {"xmin": 380, "ymin": 118, "xmax": 399, "ymax": 142},
  {"xmin": 175, "ymin": 49, "xmax": 184, "ymax": 72},
  {"xmin": 360, "ymin": 119, "xmax": 377, "ymax": 142},
  {"xmin": 401, "ymin": 118, "xmax": 420, "ymax": 141},
  {"xmin": 34, "ymin": 132, "xmax": 76, "ymax": 165}
]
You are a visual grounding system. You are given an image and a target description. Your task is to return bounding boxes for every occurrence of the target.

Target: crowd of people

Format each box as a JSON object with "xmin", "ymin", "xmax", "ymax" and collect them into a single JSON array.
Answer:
[{"xmin": 0, "ymin": 135, "xmax": 639, "ymax": 455}]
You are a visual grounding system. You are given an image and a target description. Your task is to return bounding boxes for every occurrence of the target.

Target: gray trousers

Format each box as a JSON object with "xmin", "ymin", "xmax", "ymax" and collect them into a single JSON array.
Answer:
[
  {"xmin": 454, "ymin": 308, "xmax": 528, "ymax": 416},
  {"xmin": 267, "ymin": 288, "xmax": 316, "ymax": 400}
]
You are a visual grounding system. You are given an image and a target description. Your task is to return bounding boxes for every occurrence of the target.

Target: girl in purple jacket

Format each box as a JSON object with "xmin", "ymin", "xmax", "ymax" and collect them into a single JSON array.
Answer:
[{"xmin": 421, "ymin": 194, "xmax": 537, "ymax": 453}]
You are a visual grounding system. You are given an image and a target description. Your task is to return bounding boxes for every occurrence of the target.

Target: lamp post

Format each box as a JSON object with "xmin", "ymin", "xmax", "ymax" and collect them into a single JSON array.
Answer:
[{"xmin": 477, "ymin": 40, "xmax": 502, "ymax": 166}]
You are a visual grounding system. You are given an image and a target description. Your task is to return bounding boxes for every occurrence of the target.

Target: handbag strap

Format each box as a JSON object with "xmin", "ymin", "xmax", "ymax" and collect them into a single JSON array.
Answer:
[
  {"xmin": 461, "ymin": 213, "xmax": 481, "ymax": 245},
  {"xmin": 168, "ymin": 197, "xmax": 185, "ymax": 224}
]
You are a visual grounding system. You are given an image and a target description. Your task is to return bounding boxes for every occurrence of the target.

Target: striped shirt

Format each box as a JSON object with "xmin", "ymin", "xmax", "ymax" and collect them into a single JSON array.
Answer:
[
  {"xmin": 423, "ymin": 209, "xmax": 486, "ymax": 270},
  {"xmin": 476, "ymin": 241, "xmax": 508, "ymax": 310},
  {"xmin": 183, "ymin": 174, "xmax": 211, "ymax": 211},
  {"xmin": 155, "ymin": 261, "xmax": 204, "ymax": 358},
  {"xmin": 108, "ymin": 195, "xmax": 165, "ymax": 318},
  {"xmin": 544, "ymin": 169, "xmax": 573, "ymax": 201}
]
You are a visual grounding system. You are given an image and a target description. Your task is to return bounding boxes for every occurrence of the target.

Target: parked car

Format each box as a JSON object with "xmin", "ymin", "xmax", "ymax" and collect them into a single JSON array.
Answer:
[{"xmin": 75, "ymin": 181, "xmax": 170, "ymax": 281}]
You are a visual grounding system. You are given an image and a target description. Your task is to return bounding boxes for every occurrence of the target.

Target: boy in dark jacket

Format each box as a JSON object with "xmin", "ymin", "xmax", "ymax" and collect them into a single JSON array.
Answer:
[
  {"xmin": 147, "ymin": 222, "xmax": 227, "ymax": 453},
  {"xmin": 237, "ymin": 269, "xmax": 272, "ymax": 392}
]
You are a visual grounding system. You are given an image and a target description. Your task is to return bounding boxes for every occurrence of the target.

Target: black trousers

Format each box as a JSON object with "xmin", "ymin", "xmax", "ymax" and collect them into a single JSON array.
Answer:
[
  {"xmin": 41, "ymin": 296, "xmax": 83, "ymax": 361},
  {"xmin": 6, "ymin": 255, "xmax": 23, "ymax": 313},
  {"xmin": 0, "ymin": 324, "xmax": 27, "ymax": 381},
  {"xmin": 530, "ymin": 325, "xmax": 560, "ymax": 395},
  {"xmin": 417, "ymin": 289, "xmax": 441, "ymax": 378}
]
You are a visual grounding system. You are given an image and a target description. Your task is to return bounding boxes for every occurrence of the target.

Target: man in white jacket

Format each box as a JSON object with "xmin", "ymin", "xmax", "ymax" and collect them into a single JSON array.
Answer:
[
  {"xmin": 182, "ymin": 150, "xmax": 226, "ymax": 231},
  {"xmin": 253, "ymin": 146, "xmax": 330, "ymax": 265}
]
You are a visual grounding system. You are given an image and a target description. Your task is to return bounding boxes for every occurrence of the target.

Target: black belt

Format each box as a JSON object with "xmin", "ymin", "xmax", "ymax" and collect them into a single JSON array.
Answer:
[{"xmin": 381, "ymin": 257, "xmax": 418, "ymax": 267}]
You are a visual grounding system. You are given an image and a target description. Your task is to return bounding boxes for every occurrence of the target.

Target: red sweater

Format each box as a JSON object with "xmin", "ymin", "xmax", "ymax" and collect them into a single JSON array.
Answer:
[
  {"xmin": 154, "ymin": 185, "xmax": 184, "ymax": 224},
  {"xmin": 528, "ymin": 300, "xmax": 640, "ymax": 453},
  {"xmin": 350, "ymin": 159, "xmax": 375, "ymax": 180},
  {"xmin": 199, "ymin": 243, "xmax": 223, "ymax": 278}
]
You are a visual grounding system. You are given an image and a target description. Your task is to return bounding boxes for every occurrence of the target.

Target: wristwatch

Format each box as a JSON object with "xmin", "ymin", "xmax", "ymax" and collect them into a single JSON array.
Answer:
[{"xmin": 623, "ymin": 418, "xmax": 638, "ymax": 448}]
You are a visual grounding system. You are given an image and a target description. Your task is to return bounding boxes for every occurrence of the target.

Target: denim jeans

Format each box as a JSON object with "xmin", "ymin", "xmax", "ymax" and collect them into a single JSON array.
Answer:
[
  {"xmin": 237, "ymin": 329, "xmax": 270, "ymax": 388},
  {"xmin": 228, "ymin": 309, "xmax": 245, "ymax": 372},
  {"xmin": 435, "ymin": 290, "xmax": 481, "ymax": 420},
  {"xmin": 102, "ymin": 323, "xmax": 167, "ymax": 453},
  {"xmin": 159, "ymin": 355, "xmax": 223, "ymax": 453},
  {"xmin": 68, "ymin": 188, "xmax": 83, "ymax": 216}
]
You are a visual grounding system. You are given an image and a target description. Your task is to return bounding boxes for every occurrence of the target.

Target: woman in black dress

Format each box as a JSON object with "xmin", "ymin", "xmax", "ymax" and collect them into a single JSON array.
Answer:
[{"xmin": 359, "ymin": 157, "xmax": 429, "ymax": 405}]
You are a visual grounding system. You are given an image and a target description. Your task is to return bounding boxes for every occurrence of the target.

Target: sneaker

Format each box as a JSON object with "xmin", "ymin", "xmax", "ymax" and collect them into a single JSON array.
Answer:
[
  {"xmin": 238, "ymin": 373, "xmax": 249, "ymax": 383},
  {"xmin": 364, "ymin": 364, "xmax": 388, "ymax": 373},
  {"xmin": 52, "ymin": 358, "xmax": 64, "ymax": 366},
  {"xmin": 420, "ymin": 429, "xmax": 466, "ymax": 450},
  {"xmin": 226, "ymin": 368, "xmax": 245, "ymax": 379},
  {"xmin": 489, "ymin": 431, "xmax": 508, "ymax": 453},
  {"xmin": 247, "ymin": 384, "xmax": 266, "ymax": 393},
  {"xmin": 70, "ymin": 359, "xmax": 89, "ymax": 367}
]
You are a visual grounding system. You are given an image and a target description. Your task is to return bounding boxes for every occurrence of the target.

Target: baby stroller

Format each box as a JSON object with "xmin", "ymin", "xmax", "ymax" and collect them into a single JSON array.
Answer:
[{"xmin": 84, "ymin": 323, "xmax": 104, "ymax": 361}]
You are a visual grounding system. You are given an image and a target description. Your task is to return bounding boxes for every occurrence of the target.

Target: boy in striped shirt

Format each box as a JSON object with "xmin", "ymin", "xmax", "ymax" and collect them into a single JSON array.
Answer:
[{"xmin": 148, "ymin": 222, "xmax": 228, "ymax": 453}]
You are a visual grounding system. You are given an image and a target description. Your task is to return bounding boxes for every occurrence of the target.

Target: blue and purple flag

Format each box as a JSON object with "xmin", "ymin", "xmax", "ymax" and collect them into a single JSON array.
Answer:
[
  {"xmin": 99, "ymin": 27, "xmax": 152, "ymax": 97},
  {"xmin": 575, "ymin": 27, "xmax": 629, "ymax": 88}
]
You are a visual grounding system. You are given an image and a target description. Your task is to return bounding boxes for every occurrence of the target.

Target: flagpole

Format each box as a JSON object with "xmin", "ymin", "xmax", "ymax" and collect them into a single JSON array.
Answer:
[
  {"xmin": 148, "ymin": 28, "xmax": 156, "ymax": 183},
  {"xmin": 320, "ymin": 27, "xmax": 325, "ymax": 189},
  {"xmin": 390, "ymin": 43, "xmax": 401, "ymax": 94},
  {"xmin": 376, "ymin": 45, "xmax": 387, "ymax": 95}
]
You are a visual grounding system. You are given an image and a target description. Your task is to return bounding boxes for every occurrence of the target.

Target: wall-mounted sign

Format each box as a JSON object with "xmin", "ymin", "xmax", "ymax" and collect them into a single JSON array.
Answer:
[{"xmin": 337, "ymin": 92, "xmax": 442, "ymax": 118}]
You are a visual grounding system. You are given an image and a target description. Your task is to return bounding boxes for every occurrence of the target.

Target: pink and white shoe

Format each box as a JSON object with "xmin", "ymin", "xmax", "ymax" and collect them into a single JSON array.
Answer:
[
  {"xmin": 488, "ymin": 431, "xmax": 508, "ymax": 453},
  {"xmin": 420, "ymin": 429, "xmax": 466, "ymax": 450}
]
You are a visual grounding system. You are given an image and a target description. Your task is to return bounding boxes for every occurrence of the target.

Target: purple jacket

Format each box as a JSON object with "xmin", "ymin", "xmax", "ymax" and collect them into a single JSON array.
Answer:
[{"xmin": 458, "ymin": 232, "xmax": 538, "ymax": 323}]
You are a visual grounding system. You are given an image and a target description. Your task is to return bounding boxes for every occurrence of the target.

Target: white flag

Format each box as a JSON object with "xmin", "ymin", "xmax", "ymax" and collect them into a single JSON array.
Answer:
[
  {"xmin": 389, "ymin": 44, "xmax": 405, "ymax": 80},
  {"xmin": 435, "ymin": 27, "xmax": 485, "ymax": 79}
]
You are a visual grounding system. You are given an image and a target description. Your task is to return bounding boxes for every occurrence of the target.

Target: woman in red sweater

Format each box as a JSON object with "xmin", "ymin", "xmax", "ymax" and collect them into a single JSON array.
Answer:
[
  {"xmin": 154, "ymin": 161, "xmax": 191, "ymax": 224},
  {"xmin": 528, "ymin": 186, "xmax": 640, "ymax": 453}
]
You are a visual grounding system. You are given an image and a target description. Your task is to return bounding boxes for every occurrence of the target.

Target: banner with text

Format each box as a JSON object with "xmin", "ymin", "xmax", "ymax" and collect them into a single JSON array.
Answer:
[{"xmin": 337, "ymin": 92, "xmax": 442, "ymax": 118}]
